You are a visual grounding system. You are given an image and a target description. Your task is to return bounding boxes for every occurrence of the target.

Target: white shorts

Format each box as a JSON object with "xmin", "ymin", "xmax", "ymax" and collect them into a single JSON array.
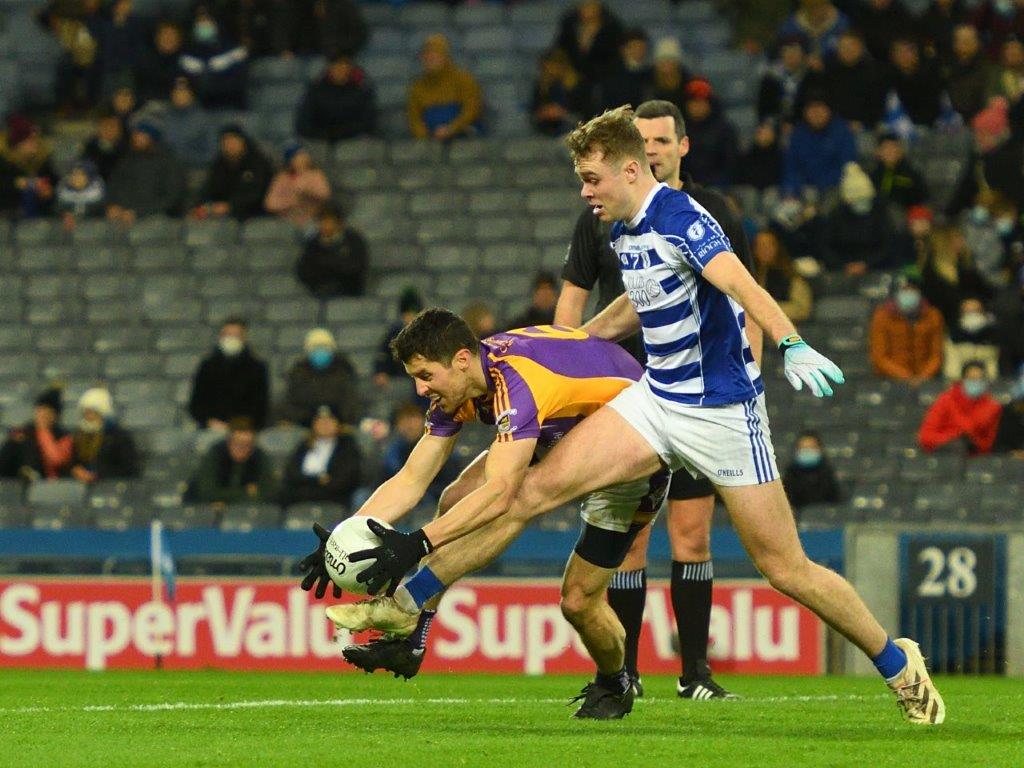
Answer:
[
  {"xmin": 579, "ymin": 472, "xmax": 668, "ymax": 533},
  {"xmin": 607, "ymin": 381, "xmax": 778, "ymax": 487}
]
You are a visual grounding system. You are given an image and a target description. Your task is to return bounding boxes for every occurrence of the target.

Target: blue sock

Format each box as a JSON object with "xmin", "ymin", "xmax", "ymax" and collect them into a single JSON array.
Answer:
[
  {"xmin": 403, "ymin": 566, "xmax": 445, "ymax": 609},
  {"xmin": 872, "ymin": 638, "xmax": 908, "ymax": 681},
  {"xmin": 409, "ymin": 610, "xmax": 436, "ymax": 652}
]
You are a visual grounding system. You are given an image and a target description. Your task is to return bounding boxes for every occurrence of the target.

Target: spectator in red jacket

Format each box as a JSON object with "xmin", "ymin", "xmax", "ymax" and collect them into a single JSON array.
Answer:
[{"xmin": 919, "ymin": 360, "xmax": 1003, "ymax": 454}]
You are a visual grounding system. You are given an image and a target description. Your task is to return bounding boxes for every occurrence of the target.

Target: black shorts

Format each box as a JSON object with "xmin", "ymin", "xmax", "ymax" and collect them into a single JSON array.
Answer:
[
  {"xmin": 668, "ymin": 470, "xmax": 715, "ymax": 501},
  {"xmin": 573, "ymin": 521, "xmax": 646, "ymax": 569}
]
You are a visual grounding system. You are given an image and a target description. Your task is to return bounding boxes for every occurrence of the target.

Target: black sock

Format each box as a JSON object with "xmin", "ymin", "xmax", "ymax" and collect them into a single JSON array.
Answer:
[
  {"xmin": 606, "ymin": 568, "xmax": 646, "ymax": 677},
  {"xmin": 671, "ymin": 560, "xmax": 713, "ymax": 681},
  {"xmin": 595, "ymin": 667, "xmax": 630, "ymax": 695},
  {"xmin": 409, "ymin": 609, "xmax": 436, "ymax": 652}
]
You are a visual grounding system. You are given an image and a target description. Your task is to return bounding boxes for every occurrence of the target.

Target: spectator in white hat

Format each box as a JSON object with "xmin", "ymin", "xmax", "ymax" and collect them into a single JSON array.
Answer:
[
  {"xmin": 651, "ymin": 37, "xmax": 691, "ymax": 112},
  {"xmin": 70, "ymin": 387, "xmax": 140, "ymax": 483}
]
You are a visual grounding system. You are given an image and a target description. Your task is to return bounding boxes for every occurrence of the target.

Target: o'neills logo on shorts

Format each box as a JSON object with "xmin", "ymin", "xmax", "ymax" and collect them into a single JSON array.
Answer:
[{"xmin": 717, "ymin": 469, "xmax": 744, "ymax": 477}]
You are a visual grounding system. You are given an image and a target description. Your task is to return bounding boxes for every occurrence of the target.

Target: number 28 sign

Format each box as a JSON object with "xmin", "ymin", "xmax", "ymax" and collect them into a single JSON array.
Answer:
[{"xmin": 905, "ymin": 536, "xmax": 997, "ymax": 606}]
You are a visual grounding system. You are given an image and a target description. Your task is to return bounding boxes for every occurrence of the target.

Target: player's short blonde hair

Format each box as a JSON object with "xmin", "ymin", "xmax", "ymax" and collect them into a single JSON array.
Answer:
[{"xmin": 566, "ymin": 106, "xmax": 646, "ymax": 167}]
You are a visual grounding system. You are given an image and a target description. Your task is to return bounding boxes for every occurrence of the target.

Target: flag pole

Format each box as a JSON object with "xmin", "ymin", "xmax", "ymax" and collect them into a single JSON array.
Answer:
[{"xmin": 149, "ymin": 519, "xmax": 164, "ymax": 670}]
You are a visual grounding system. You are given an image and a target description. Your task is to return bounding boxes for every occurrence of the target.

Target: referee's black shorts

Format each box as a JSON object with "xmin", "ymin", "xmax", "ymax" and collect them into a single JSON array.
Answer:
[{"xmin": 667, "ymin": 470, "xmax": 714, "ymax": 501}]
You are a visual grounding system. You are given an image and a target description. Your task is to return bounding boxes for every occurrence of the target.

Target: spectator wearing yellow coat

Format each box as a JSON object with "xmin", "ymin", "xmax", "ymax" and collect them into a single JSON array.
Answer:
[{"xmin": 407, "ymin": 34, "xmax": 483, "ymax": 140}]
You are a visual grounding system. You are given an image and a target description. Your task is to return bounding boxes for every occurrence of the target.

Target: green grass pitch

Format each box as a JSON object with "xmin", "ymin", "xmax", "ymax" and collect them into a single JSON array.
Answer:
[{"xmin": 1, "ymin": 671, "xmax": 1021, "ymax": 767}]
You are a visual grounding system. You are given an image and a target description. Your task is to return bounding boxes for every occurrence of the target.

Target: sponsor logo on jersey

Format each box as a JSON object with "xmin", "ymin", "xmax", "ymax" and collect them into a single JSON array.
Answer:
[{"xmin": 495, "ymin": 408, "xmax": 518, "ymax": 434}]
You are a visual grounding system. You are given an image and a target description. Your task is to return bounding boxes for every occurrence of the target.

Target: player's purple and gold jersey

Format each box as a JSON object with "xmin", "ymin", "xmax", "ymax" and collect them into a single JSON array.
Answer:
[{"xmin": 424, "ymin": 325, "xmax": 642, "ymax": 448}]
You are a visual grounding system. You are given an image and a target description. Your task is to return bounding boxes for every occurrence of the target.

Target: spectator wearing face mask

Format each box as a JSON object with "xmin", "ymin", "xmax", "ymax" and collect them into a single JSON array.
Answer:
[
  {"xmin": 870, "ymin": 268, "xmax": 945, "ymax": 385},
  {"xmin": 69, "ymin": 388, "xmax": 139, "ymax": 484},
  {"xmin": 279, "ymin": 404, "xmax": 363, "ymax": 508},
  {"xmin": 919, "ymin": 360, "xmax": 1003, "ymax": 454},
  {"xmin": 179, "ymin": 4, "xmax": 249, "ymax": 110},
  {"xmin": 188, "ymin": 317, "xmax": 270, "ymax": 430},
  {"xmin": 279, "ymin": 328, "xmax": 359, "ymax": 427},
  {"xmin": 943, "ymin": 297, "xmax": 1001, "ymax": 379},
  {"xmin": 783, "ymin": 430, "xmax": 841, "ymax": 510}
]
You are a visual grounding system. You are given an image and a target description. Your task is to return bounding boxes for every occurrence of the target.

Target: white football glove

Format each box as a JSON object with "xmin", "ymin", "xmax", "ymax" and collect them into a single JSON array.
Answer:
[{"xmin": 780, "ymin": 334, "xmax": 845, "ymax": 397}]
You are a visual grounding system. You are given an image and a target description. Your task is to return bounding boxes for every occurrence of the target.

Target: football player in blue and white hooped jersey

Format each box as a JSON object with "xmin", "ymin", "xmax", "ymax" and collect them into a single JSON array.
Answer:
[{"xmin": 502, "ymin": 106, "xmax": 940, "ymax": 724}]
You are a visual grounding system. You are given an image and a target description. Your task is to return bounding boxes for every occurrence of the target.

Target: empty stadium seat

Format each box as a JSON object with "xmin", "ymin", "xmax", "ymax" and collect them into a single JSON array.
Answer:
[{"xmin": 220, "ymin": 502, "xmax": 282, "ymax": 531}]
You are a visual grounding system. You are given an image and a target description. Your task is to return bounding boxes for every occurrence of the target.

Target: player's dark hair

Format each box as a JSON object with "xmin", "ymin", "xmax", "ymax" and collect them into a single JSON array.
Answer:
[
  {"xmin": 635, "ymin": 100, "xmax": 687, "ymax": 140},
  {"xmin": 390, "ymin": 307, "xmax": 479, "ymax": 366}
]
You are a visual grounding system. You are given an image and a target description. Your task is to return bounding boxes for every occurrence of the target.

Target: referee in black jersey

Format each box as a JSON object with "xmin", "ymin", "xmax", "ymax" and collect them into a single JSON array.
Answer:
[{"xmin": 555, "ymin": 100, "xmax": 762, "ymax": 700}]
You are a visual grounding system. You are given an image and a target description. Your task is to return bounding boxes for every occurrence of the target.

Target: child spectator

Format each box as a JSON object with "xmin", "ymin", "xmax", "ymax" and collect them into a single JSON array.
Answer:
[{"xmin": 56, "ymin": 159, "xmax": 105, "ymax": 231}]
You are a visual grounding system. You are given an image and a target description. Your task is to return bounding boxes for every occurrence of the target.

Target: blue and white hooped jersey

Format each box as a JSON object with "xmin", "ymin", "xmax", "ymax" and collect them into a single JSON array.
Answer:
[{"xmin": 609, "ymin": 183, "xmax": 763, "ymax": 407}]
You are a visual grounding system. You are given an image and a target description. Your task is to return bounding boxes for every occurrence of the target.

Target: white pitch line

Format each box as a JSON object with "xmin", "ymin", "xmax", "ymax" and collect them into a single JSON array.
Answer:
[{"xmin": 0, "ymin": 693, "xmax": 889, "ymax": 715}]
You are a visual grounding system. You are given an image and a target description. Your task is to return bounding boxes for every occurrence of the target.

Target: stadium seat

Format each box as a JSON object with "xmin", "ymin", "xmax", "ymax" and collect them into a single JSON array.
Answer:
[
  {"xmin": 282, "ymin": 501, "xmax": 349, "ymax": 530},
  {"xmin": 242, "ymin": 218, "xmax": 300, "ymax": 244},
  {"xmin": 220, "ymin": 502, "xmax": 282, "ymax": 531},
  {"xmin": 324, "ymin": 297, "xmax": 383, "ymax": 324},
  {"xmin": 333, "ymin": 138, "xmax": 387, "ymax": 165},
  {"xmin": 160, "ymin": 504, "xmax": 221, "ymax": 530},
  {"xmin": 27, "ymin": 479, "xmax": 87, "ymax": 509},
  {"xmin": 186, "ymin": 219, "xmax": 239, "ymax": 247},
  {"xmin": 128, "ymin": 217, "xmax": 183, "ymax": 245},
  {"xmin": 258, "ymin": 426, "xmax": 306, "ymax": 457}
]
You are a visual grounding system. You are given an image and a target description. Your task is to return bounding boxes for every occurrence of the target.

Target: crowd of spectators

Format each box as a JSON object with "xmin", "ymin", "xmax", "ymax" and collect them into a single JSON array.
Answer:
[{"xmin": 0, "ymin": 0, "xmax": 1023, "ymax": 522}]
